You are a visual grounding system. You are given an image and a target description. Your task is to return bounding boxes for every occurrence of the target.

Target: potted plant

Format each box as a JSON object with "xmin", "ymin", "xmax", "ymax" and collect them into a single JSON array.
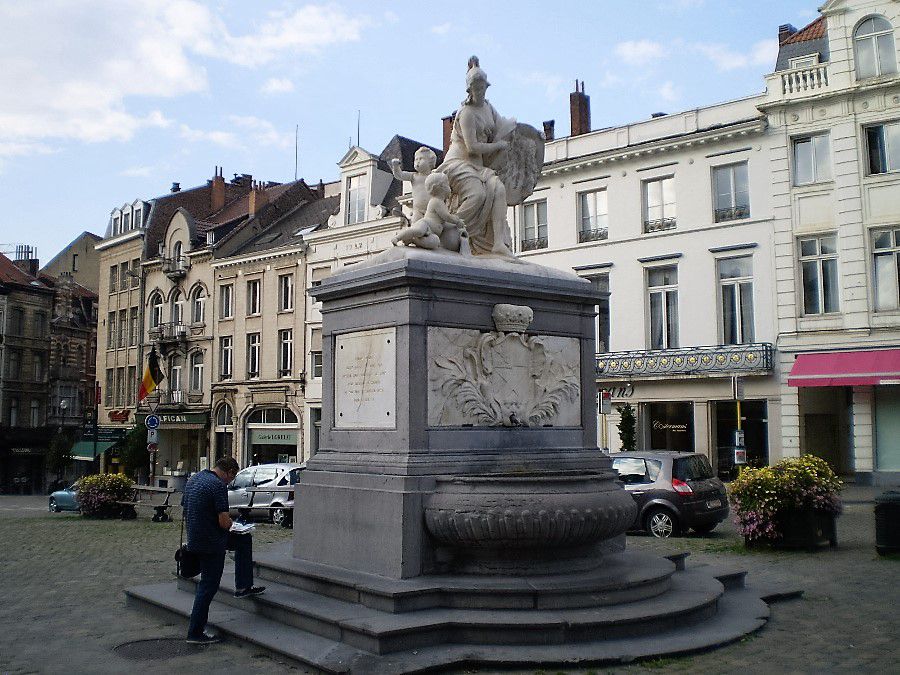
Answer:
[
  {"xmin": 76, "ymin": 473, "xmax": 135, "ymax": 518},
  {"xmin": 730, "ymin": 455, "xmax": 842, "ymax": 550}
]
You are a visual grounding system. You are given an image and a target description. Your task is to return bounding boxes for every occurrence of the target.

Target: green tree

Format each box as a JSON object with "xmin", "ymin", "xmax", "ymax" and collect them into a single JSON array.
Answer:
[
  {"xmin": 46, "ymin": 429, "xmax": 75, "ymax": 483},
  {"xmin": 617, "ymin": 403, "xmax": 636, "ymax": 452},
  {"xmin": 119, "ymin": 426, "xmax": 148, "ymax": 481}
]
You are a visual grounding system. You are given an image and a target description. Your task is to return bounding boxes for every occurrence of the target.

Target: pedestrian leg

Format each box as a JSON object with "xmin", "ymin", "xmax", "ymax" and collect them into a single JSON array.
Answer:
[{"xmin": 187, "ymin": 549, "xmax": 225, "ymax": 638}]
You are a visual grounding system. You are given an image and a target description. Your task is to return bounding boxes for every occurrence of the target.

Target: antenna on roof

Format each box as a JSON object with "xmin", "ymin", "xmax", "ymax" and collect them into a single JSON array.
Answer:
[
  {"xmin": 294, "ymin": 124, "xmax": 299, "ymax": 181},
  {"xmin": 357, "ymin": 109, "xmax": 361, "ymax": 147}
]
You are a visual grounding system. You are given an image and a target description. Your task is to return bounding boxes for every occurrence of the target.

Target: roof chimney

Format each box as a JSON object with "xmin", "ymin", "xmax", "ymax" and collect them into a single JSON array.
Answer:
[
  {"xmin": 442, "ymin": 113, "xmax": 456, "ymax": 157},
  {"xmin": 248, "ymin": 181, "xmax": 269, "ymax": 217},
  {"xmin": 317, "ymin": 179, "xmax": 325, "ymax": 198},
  {"xmin": 543, "ymin": 120, "xmax": 555, "ymax": 141},
  {"xmin": 570, "ymin": 80, "xmax": 591, "ymax": 137},
  {"xmin": 778, "ymin": 23, "xmax": 797, "ymax": 44},
  {"xmin": 171, "ymin": 182, "xmax": 181, "ymax": 193},
  {"xmin": 211, "ymin": 165, "xmax": 226, "ymax": 212}
]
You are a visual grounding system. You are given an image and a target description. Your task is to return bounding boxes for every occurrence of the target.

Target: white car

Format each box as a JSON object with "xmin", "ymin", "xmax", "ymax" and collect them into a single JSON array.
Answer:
[{"xmin": 227, "ymin": 463, "xmax": 303, "ymax": 527}]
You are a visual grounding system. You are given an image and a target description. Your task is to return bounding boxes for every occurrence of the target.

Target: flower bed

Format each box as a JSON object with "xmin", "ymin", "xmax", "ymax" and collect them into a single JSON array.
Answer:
[
  {"xmin": 76, "ymin": 473, "xmax": 134, "ymax": 518},
  {"xmin": 730, "ymin": 455, "xmax": 842, "ymax": 548}
]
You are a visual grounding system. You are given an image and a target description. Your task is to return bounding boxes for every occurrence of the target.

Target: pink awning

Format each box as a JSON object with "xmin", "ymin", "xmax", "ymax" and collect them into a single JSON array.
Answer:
[{"xmin": 788, "ymin": 349, "xmax": 900, "ymax": 387}]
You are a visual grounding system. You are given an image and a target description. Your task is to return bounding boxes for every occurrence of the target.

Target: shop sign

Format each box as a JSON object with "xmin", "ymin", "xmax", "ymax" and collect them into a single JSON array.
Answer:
[
  {"xmin": 652, "ymin": 421, "xmax": 689, "ymax": 433},
  {"xmin": 136, "ymin": 412, "xmax": 208, "ymax": 426},
  {"xmin": 601, "ymin": 383, "xmax": 634, "ymax": 399},
  {"xmin": 81, "ymin": 427, "xmax": 128, "ymax": 443},
  {"xmin": 11, "ymin": 448, "xmax": 36, "ymax": 455},
  {"xmin": 249, "ymin": 430, "xmax": 298, "ymax": 445},
  {"xmin": 109, "ymin": 409, "xmax": 131, "ymax": 423}
]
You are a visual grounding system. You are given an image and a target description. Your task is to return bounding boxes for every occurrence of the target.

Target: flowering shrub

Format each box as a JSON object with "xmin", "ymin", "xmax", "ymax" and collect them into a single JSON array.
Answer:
[
  {"xmin": 76, "ymin": 473, "xmax": 134, "ymax": 518},
  {"xmin": 730, "ymin": 455, "xmax": 842, "ymax": 541}
]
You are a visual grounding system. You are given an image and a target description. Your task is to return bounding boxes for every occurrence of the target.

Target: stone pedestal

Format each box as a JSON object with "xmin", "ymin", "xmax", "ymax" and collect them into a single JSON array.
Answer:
[{"xmin": 293, "ymin": 247, "xmax": 634, "ymax": 579}]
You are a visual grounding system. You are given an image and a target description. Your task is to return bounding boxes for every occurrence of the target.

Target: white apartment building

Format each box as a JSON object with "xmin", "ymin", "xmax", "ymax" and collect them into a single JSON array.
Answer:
[{"xmin": 522, "ymin": 92, "xmax": 780, "ymax": 477}]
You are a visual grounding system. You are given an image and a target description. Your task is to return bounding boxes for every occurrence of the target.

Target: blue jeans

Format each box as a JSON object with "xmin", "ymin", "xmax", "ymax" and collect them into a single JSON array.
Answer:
[{"xmin": 186, "ymin": 533, "xmax": 254, "ymax": 638}]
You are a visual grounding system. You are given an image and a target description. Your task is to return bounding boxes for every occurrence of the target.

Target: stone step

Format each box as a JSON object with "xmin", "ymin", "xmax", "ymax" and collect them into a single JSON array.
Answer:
[
  {"xmin": 178, "ymin": 567, "xmax": 724, "ymax": 655},
  {"xmin": 255, "ymin": 546, "xmax": 677, "ymax": 612},
  {"xmin": 689, "ymin": 562, "xmax": 748, "ymax": 590},
  {"xmin": 126, "ymin": 580, "xmax": 769, "ymax": 674}
]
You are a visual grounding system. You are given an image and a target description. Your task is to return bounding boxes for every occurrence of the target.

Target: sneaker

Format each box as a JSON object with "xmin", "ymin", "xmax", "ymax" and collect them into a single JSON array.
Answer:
[
  {"xmin": 186, "ymin": 631, "xmax": 220, "ymax": 645},
  {"xmin": 234, "ymin": 586, "xmax": 266, "ymax": 598}
]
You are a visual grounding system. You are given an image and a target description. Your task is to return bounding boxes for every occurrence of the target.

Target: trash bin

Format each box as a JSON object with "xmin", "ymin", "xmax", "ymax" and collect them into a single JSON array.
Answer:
[{"xmin": 875, "ymin": 491, "xmax": 900, "ymax": 556}]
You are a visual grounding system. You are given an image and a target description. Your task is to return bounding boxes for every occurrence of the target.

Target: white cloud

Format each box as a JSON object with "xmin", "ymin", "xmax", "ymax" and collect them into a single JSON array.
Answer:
[
  {"xmin": 0, "ymin": 1, "xmax": 364, "ymax": 159},
  {"xmin": 431, "ymin": 23, "xmax": 452, "ymax": 35},
  {"xmin": 120, "ymin": 165, "xmax": 155, "ymax": 178},
  {"xmin": 261, "ymin": 78, "xmax": 295, "ymax": 94},
  {"xmin": 614, "ymin": 40, "xmax": 667, "ymax": 66},
  {"xmin": 228, "ymin": 115, "xmax": 294, "ymax": 151},
  {"xmin": 179, "ymin": 124, "xmax": 238, "ymax": 148},
  {"xmin": 658, "ymin": 81, "xmax": 680, "ymax": 103},
  {"xmin": 693, "ymin": 39, "xmax": 778, "ymax": 72},
  {"xmin": 513, "ymin": 71, "xmax": 566, "ymax": 100}
]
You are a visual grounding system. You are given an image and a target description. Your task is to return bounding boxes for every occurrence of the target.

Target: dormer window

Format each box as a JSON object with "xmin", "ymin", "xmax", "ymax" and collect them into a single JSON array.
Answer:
[
  {"xmin": 133, "ymin": 208, "xmax": 141, "ymax": 229},
  {"xmin": 347, "ymin": 174, "xmax": 367, "ymax": 224},
  {"xmin": 789, "ymin": 54, "xmax": 819, "ymax": 70},
  {"xmin": 123, "ymin": 211, "xmax": 131, "ymax": 231},
  {"xmin": 112, "ymin": 213, "xmax": 121, "ymax": 236},
  {"xmin": 854, "ymin": 16, "xmax": 897, "ymax": 80}
]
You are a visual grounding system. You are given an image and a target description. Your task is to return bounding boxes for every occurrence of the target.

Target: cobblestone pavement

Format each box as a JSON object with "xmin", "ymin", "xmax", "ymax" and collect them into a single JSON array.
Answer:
[{"xmin": 1, "ymin": 487, "xmax": 897, "ymax": 675}]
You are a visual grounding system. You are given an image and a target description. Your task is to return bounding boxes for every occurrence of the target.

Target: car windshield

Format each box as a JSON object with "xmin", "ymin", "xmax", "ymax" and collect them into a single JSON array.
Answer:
[
  {"xmin": 673, "ymin": 455, "xmax": 714, "ymax": 481},
  {"xmin": 231, "ymin": 469, "xmax": 253, "ymax": 489},
  {"xmin": 253, "ymin": 467, "xmax": 279, "ymax": 486}
]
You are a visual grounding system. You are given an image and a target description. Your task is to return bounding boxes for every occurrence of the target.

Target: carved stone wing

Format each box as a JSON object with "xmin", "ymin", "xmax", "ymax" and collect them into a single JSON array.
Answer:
[
  {"xmin": 434, "ymin": 356, "xmax": 501, "ymax": 425},
  {"xmin": 487, "ymin": 123, "xmax": 545, "ymax": 206}
]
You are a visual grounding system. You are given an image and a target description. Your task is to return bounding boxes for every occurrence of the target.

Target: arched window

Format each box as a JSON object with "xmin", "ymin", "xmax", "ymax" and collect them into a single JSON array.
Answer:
[
  {"xmin": 189, "ymin": 351, "xmax": 204, "ymax": 392},
  {"xmin": 171, "ymin": 290, "xmax": 183, "ymax": 326},
  {"xmin": 172, "ymin": 240, "xmax": 183, "ymax": 268},
  {"xmin": 855, "ymin": 16, "xmax": 897, "ymax": 79},
  {"xmin": 149, "ymin": 292, "xmax": 163, "ymax": 328},
  {"xmin": 190, "ymin": 286, "xmax": 205, "ymax": 324},
  {"xmin": 215, "ymin": 402, "xmax": 234, "ymax": 427}
]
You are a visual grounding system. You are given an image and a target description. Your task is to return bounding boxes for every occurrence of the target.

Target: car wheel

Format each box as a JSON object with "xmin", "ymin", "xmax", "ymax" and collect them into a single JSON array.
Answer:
[
  {"xmin": 692, "ymin": 523, "xmax": 717, "ymax": 536},
  {"xmin": 49, "ymin": 498, "xmax": 61, "ymax": 513},
  {"xmin": 271, "ymin": 506, "xmax": 286, "ymax": 527},
  {"xmin": 645, "ymin": 508, "xmax": 678, "ymax": 538}
]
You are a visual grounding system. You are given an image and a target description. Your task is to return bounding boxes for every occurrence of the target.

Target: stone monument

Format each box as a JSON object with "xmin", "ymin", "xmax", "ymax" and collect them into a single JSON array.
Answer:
[{"xmin": 128, "ymin": 56, "xmax": 781, "ymax": 673}]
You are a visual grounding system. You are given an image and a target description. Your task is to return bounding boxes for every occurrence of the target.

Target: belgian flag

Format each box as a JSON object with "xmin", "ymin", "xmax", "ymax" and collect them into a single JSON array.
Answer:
[{"xmin": 138, "ymin": 348, "xmax": 165, "ymax": 402}]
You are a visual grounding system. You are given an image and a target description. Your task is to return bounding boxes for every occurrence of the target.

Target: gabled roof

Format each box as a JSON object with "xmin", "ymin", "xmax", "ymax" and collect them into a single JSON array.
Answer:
[
  {"xmin": 781, "ymin": 16, "xmax": 826, "ymax": 45},
  {"xmin": 231, "ymin": 195, "xmax": 340, "ymax": 256},
  {"xmin": 0, "ymin": 253, "xmax": 48, "ymax": 290},
  {"xmin": 39, "ymin": 231, "xmax": 102, "ymax": 274},
  {"xmin": 775, "ymin": 16, "xmax": 829, "ymax": 72}
]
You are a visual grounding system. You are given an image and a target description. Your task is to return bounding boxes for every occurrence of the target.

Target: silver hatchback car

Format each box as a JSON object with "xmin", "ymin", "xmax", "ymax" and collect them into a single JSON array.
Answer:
[{"xmin": 228, "ymin": 462, "xmax": 303, "ymax": 526}]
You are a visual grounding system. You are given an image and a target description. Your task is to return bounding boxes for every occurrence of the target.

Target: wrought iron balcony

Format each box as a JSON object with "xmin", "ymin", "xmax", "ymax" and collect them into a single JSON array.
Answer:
[
  {"xmin": 714, "ymin": 205, "xmax": 750, "ymax": 223},
  {"xmin": 578, "ymin": 227, "xmax": 609, "ymax": 243},
  {"xmin": 520, "ymin": 236, "xmax": 548, "ymax": 252},
  {"xmin": 162, "ymin": 255, "xmax": 190, "ymax": 280},
  {"xmin": 643, "ymin": 217, "xmax": 676, "ymax": 233},
  {"xmin": 597, "ymin": 343, "xmax": 774, "ymax": 380},
  {"xmin": 150, "ymin": 321, "xmax": 188, "ymax": 342}
]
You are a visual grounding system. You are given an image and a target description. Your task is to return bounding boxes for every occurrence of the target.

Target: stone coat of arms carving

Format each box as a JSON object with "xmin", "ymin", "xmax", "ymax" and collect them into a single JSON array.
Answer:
[{"xmin": 427, "ymin": 305, "xmax": 581, "ymax": 427}]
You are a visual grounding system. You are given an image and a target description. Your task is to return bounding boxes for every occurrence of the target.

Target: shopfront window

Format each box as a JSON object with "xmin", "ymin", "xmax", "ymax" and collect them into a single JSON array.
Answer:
[
  {"xmin": 246, "ymin": 406, "xmax": 299, "ymax": 465},
  {"xmin": 647, "ymin": 401, "xmax": 694, "ymax": 452}
]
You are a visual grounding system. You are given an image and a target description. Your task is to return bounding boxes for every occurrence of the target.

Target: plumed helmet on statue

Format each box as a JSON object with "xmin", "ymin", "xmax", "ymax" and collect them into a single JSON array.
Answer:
[{"xmin": 465, "ymin": 55, "xmax": 490, "ymax": 91}]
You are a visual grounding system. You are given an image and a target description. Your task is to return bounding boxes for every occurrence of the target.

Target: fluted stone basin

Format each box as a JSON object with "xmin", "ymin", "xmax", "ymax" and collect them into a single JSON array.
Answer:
[{"xmin": 424, "ymin": 472, "xmax": 637, "ymax": 574}]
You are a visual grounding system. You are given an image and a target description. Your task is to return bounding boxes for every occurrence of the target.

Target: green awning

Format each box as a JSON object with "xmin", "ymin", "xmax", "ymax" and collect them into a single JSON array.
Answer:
[{"xmin": 71, "ymin": 440, "xmax": 117, "ymax": 460}]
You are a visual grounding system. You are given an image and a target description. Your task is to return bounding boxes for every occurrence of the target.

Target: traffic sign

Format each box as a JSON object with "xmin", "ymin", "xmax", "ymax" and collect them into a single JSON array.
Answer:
[
  {"xmin": 147, "ymin": 442, "xmax": 158, "ymax": 453},
  {"xmin": 146, "ymin": 428, "xmax": 159, "ymax": 444},
  {"xmin": 145, "ymin": 414, "xmax": 160, "ymax": 430}
]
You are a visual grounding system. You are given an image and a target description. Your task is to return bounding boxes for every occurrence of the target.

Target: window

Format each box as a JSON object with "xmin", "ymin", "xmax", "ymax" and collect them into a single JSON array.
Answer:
[
  {"xmin": 219, "ymin": 336, "xmax": 233, "ymax": 380},
  {"xmin": 587, "ymin": 274, "xmax": 610, "ymax": 353},
  {"xmin": 71, "ymin": 253, "xmax": 79, "ymax": 272},
  {"xmin": 578, "ymin": 190, "xmax": 609, "ymax": 242},
  {"xmin": 129, "ymin": 308, "xmax": 138, "ymax": 346},
  {"xmin": 220, "ymin": 284, "xmax": 233, "ymax": 319},
  {"xmin": 170, "ymin": 362, "xmax": 182, "ymax": 396},
  {"xmin": 873, "ymin": 229, "xmax": 900, "ymax": 311},
  {"xmin": 247, "ymin": 333, "xmax": 260, "ymax": 378},
  {"xmin": 310, "ymin": 327, "xmax": 322, "ymax": 378},
  {"xmin": 278, "ymin": 274, "xmax": 294, "ymax": 311},
  {"xmin": 115, "ymin": 367, "xmax": 125, "ymax": 407},
  {"xmin": 120, "ymin": 262, "xmax": 129, "ymax": 289},
  {"xmin": 149, "ymin": 292, "xmax": 163, "ymax": 329},
  {"xmin": 8, "ymin": 349, "xmax": 20, "ymax": 379},
  {"xmin": 643, "ymin": 176, "xmax": 676, "ymax": 232},
  {"xmin": 793, "ymin": 134, "xmax": 831, "ymax": 185},
  {"xmin": 246, "ymin": 279, "xmax": 260, "ymax": 316},
  {"xmin": 34, "ymin": 312, "xmax": 46, "ymax": 338},
  {"xmin": 112, "ymin": 213, "xmax": 121, "ymax": 236},
  {"xmin": 215, "ymin": 402, "xmax": 234, "ymax": 427},
  {"xmin": 521, "ymin": 200, "xmax": 548, "ymax": 251},
  {"xmin": 311, "ymin": 351, "xmax": 323, "ymax": 379},
  {"xmin": 109, "ymin": 265, "xmax": 118, "ymax": 293},
  {"xmin": 105, "ymin": 369, "xmax": 114, "ymax": 406},
  {"xmin": 247, "ymin": 407, "xmax": 298, "ymax": 424},
  {"xmin": 123, "ymin": 211, "xmax": 131, "ymax": 231},
  {"xmin": 718, "ymin": 257, "xmax": 754, "ymax": 344},
  {"xmin": 278, "ymin": 329, "xmax": 293, "ymax": 377},
  {"xmin": 713, "ymin": 163, "xmax": 750, "ymax": 222},
  {"xmin": 647, "ymin": 266, "xmax": 679, "ymax": 349},
  {"xmin": 190, "ymin": 352, "xmax": 204, "ymax": 392},
  {"xmin": 171, "ymin": 291, "xmax": 183, "ymax": 326},
  {"xmin": 107, "ymin": 312, "xmax": 116, "ymax": 349},
  {"xmin": 310, "ymin": 267, "xmax": 331, "ymax": 288},
  {"xmin": 866, "ymin": 122, "xmax": 900, "ymax": 175},
  {"xmin": 799, "ymin": 235, "xmax": 839, "ymax": 314},
  {"xmin": 172, "ymin": 241, "xmax": 183, "ymax": 268},
  {"xmin": 126, "ymin": 365, "xmax": 136, "ymax": 406},
  {"xmin": 8, "ymin": 398, "xmax": 18, "ymax": 427},
  {"xmin": 854, "ymin": 16, "xmax": 897, "ymax": 80},
  {"xmin": 118, "ymin": 309, "xmax": 127, "ymax": 348},
  {"xmin": 131, "ymin": 259, "xmax": 140, "ymax": 288},
  {"xmin": 133, "ymin": 208, "xmax": 142, "ymax": 229},
  {"xmin": 347, "ymin": 174, "xmax": 367, "ymax": 224},
  {"xmin": 789, "ymin": 54, "xmax": 819, "ymax": 69},
  {"xmin": 33, "ymin": 351, "xmax": 44, "ymax": 381},
  {"xmin": 30, "ymin": 400, "xmax": 40, "ymax": 428},
  {"xmin": 191, "ymin": 287, "xmax": 205, "ymax": 324},
  {"xmin": 11, "ymin": 307, "xmax": 24, "ymax": 334}
]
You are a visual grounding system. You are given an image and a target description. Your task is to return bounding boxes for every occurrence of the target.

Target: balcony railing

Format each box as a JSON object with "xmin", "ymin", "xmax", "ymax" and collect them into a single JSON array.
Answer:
[
  {"xmin": 597, "ymin": 343, "xmax": 774, "ymax": 380},
  {"xmin": 520, "ymin": 237, "xmax": 548, "ymax": 252},
  {"xmin": 643, "ymin": 217, "xmax": 676, "ymax": 233},
  {"xmin": 159, "ymin": 389, "xmax": 185, "ymax": 405},
  {"xmin": 578, "ymin": 227, "xmax": 609, "ymax": 243},
  {"xmin": 777, "ymin": 63, "xmax": 829, "ymax": 97},
  {"xmin": 162, "ymin": 255, "xmax": 190, "ymax": 280},
  {"xmin": 150, "ymin": 322, "xmax": 187, "ymax": 342},
  {"xmin": 714, "ymin": 205, "xmax": 750, "ymax": 223}
]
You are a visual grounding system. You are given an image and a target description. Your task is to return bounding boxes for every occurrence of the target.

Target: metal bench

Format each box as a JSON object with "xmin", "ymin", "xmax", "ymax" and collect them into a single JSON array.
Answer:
[{"xmin": 117, "ymin": 486, "xmax": 178, "ymax": 522}]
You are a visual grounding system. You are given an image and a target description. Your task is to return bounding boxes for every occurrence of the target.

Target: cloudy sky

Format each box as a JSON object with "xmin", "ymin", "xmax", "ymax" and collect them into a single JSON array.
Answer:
[{"xmin": 0, "ymin": 0, "xmax": 820, "ymax": 263}]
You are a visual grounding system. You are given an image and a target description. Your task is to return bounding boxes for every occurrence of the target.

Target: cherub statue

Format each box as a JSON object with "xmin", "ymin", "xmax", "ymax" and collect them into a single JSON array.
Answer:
[
  {"xmin": 390, "ymin": 146, "xmax": 438, "ymax": 226},
  {"xmin": 392, "ymin": 172, "xmax": 467, "ymax": 251}
]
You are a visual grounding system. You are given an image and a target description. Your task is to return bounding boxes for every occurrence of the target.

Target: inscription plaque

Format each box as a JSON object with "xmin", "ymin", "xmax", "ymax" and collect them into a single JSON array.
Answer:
[{"xmin": 334, "ymin": 327, "xmax": 397, "ymax": 429}]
